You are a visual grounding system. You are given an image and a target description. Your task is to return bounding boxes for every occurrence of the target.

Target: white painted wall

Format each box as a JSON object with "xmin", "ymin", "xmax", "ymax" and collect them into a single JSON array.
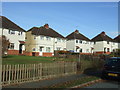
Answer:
[
  {"xmin": 33, "ymin": 35, "xmax": 66, "ymax": 56},
  {"xmin": 93, "ymin": 41, "xmax": 118, "ymax": 53},
  {"xmin": 66, "ymin": 39, "xmax": 94, "ymax": 53},
  {"xmin": 0, "ymin": 28, "xmax": 25, "ymax": 50}
]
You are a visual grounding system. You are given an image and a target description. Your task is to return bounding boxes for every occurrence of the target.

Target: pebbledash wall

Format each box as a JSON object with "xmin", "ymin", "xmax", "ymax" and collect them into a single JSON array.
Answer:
[
  {"xmin": 0, "ymin": 28, "xmax": 26, "ymax": 55},
  {"xmin": 25, "ymin": 25, "xmax": 66, "ymax": 57}
]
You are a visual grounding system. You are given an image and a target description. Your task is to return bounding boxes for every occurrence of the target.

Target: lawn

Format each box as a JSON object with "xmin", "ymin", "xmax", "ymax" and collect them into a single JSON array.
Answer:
[{"xmin": 2, "ymin": 55, "xmax": 78, "ymax": 65}]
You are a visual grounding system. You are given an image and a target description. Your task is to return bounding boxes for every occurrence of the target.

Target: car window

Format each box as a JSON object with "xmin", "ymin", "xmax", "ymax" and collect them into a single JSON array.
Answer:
[{"xmin": 106, "ymin": 58, "xmax": 120, "ymax": 66}]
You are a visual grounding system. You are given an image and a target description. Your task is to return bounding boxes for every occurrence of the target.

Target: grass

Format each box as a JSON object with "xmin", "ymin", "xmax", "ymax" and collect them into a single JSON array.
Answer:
[
  {"xmin": 2, "ymin": 55, "xmax": 78, "ymax": 65},
  {"xmin": 47, "ymin": 76, "xmax": 100, "ymax": 88}
]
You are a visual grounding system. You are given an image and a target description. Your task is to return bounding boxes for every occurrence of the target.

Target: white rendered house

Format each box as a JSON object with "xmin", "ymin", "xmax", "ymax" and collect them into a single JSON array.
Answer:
[
  {"xmin": 25, "ymin": 24, "xmax": 66, "ymax": 56},
  {"xmin": 0, "ymin": 16, "xmax": 26, "ymax": 55},
  {"xmin": 66, "ymin": 30, "xmax": 94, "ymax": 54},
  {"xmin": 91, "ymin": 32, "xmax": 118, "ymax": 54}
]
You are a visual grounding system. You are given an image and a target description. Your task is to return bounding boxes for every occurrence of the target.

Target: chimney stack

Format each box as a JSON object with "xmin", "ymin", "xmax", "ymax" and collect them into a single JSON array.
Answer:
[
  {"xmin": 101, "ymin": 31, "xmax": 106, "ymax": 36},
  {"xmin": 44, "ymin": 24, "xmax": 49, "ymax": 29},
  {"xmin": 74, "ymin": 30, "xmax": 79, "ymax": 34}
]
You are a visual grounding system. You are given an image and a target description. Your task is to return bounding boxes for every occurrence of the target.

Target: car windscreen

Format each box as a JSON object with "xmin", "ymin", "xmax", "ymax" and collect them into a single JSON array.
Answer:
[{"xmin": 106, "ymin": 58, "xmax": 120, "ymax": 66}]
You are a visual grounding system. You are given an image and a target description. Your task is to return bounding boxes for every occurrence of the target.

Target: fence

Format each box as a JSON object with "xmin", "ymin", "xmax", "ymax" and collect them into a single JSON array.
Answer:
[{"xmin": 1, "ymin": 62, "xmax": 77, "ymax": 86}]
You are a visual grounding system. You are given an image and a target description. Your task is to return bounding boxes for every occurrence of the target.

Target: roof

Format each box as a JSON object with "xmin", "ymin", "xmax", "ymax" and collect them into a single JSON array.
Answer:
[
  {"xmin": 0, "ymin": 16, "xmax": 25, "ymax": 32},
  {"xmin": 91, "ymin": 31, "xmax": 113, "ymax": 42},
  {"xmin": 66, "ymin": 30, "xmax": 90, "ymax": 41},
  {"xmin": 27, "ymin": 24, "xmax": 65, "ymax": 38},
  {"xmin": 114, "ymin": 35, "xmax": 120, "ymax": 43}
]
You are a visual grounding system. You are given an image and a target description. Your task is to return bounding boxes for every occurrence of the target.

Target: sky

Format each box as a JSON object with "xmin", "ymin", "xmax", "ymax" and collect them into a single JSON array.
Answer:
[{"xmin": 2, "ymin": 2, "xmax": 118, "ymax": 39}]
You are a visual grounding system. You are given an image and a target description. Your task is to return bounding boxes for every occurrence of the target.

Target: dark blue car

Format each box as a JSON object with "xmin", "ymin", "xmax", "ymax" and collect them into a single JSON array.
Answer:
[{"xmin": 102, "ymin": 57, "xmax": 120, "ymax": 80}]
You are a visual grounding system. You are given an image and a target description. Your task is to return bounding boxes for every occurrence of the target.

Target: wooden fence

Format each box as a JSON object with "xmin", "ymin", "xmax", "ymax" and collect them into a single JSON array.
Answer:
[{"xmin": 1, "ymin": 62, "xmax": 77, "ymax": 86}]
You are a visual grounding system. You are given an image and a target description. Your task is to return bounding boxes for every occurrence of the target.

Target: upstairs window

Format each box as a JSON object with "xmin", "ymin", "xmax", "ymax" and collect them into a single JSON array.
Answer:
[
  {"xmin": 94, "ymin": 42, "xmax": 96, "ymax": 44},
  {"xmin": 40, "ymin": 36, "xmax": 44, "ymax": 40},
  {"xmin": 107, "ymin": 41, "xmax": 109, "ymax": 44},
  {"xmin": 79, "ymin": 40, "xmax": 82, "ymax": 44},
  {"xmin": 46, "ymin": 36, "xmax": 51, "ymax": 41},
  {"xmin": 76, "ymin": 40, "xmax": 78, "ymax": 43},
  {"xmin": 8, "ymin": 30, "xmax": 15, "ymax": 34},
  {"xmin": 57, "ymin": 38, "xmax": 61, "ymax": 42},
  {"xmin": 18, "ymin": 31, "xmax": 23, "ymax": 35}
]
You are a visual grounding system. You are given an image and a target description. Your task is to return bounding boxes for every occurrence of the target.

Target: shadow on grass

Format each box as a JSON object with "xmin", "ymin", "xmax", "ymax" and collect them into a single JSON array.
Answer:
[{"xmin": 2, "ymin": 55, "xmax": 14, "ymax": 58}]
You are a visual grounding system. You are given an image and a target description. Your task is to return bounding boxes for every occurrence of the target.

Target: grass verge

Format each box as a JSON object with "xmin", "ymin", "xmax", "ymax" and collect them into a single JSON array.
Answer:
[{"xmin": 46, "ymin": 76, "xmax": 100, "ymax": 88}]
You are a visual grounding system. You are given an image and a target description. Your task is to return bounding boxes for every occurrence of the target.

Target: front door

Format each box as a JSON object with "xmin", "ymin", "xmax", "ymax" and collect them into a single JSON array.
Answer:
[{"xmin": 19, "ymin": 44, "xmax": 23, "ymax": 54}]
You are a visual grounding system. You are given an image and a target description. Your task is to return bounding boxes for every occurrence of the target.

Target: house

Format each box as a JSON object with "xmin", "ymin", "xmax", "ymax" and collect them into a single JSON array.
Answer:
[
  {"xmin": 91, "ymin": 31, "xmax": 118, "ymax": 54},
  {"xmin": 114, "ymin": 35, "xmax": 120, "ymax": 49},
  {"xmin": 25, "ymin": 24, "xmax": 66, "ymax": 56},
  {"xmin": 66, "ymin": 30, "xmax": 94, "ymax": 54},
  {"xmin": 0, "ymin": 16, "xmax": 26, "ymax": 55}
]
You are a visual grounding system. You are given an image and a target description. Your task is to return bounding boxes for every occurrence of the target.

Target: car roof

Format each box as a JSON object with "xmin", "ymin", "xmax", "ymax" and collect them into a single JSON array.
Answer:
[{"xmin": 110, "ymin": 57, "xmax": 120, "ymax": 59}]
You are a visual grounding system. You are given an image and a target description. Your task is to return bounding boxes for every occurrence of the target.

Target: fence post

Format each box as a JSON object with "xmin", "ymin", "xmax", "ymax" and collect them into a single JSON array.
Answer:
[{"xmin": 8, "ymin": 65, "xmax": 11, "ymax": 84}]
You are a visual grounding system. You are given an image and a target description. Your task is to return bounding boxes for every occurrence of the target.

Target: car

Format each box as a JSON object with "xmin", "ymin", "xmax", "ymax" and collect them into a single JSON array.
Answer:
[{"xmin": 102, "ymin": 57, "xmax": 120, "ymax": 80}]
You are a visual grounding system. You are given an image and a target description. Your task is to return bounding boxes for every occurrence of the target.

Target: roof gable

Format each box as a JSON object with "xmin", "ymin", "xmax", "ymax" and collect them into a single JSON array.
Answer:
[
  {"xmin": 28, "ymin": 24, "xmax": 65, "ymax": 38},
  {"xmin": 91, "ymin": 32, "xmax": 113, "ymax": 42},
  {"xmin": 0, "ymin": 16, "xmax": 25, "ymax": 32},
  {"xmin": 114, "ymin": 35, "xmax": 120, "ymax": 43},
  {"xmin": 66, "ymin": 30, "xmax": 90, "ymax": 41}
]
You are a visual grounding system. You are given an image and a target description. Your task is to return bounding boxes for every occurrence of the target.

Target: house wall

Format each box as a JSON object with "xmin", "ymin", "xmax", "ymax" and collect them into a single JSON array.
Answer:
[
  {"xmin": 66, "ymin": 39, "xmax": 75, "ymax": 51},
  {"xmin": 25, "ymin": 32, "xmax": 66, "ymax": 56},
  {"xmin": 66, "ymin": 39, "xmax": 94, "ymax": 53},
  {"xmin": 93, "ymin": 41, "xmax": 118, "ymax": 54},
  {"xmin": 0, "ymin": 28, "xmax": 25, "ymax": 55}
]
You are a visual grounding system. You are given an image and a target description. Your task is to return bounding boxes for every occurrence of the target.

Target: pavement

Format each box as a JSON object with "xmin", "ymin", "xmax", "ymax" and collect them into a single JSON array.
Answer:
[{"xmin": 3, "ymin": 73, "xmax": 87, "ymax": 88}]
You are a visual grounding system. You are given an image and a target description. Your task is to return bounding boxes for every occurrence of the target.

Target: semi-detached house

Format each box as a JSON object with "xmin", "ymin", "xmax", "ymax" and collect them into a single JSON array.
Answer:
[
  {"xmin": 91, "ymin": 31, "xmax": 118, "ymax": 54},
  {"xmin": 0, "ymin": 16, "xmax": 26, "ymax": 55},
  {"xmin": 66, "ymin": 30, "xmax": 94, "ymax": 54},
  {"xmin": 25, "ymin": 24, "xmax": 66, "ymax": 56}
]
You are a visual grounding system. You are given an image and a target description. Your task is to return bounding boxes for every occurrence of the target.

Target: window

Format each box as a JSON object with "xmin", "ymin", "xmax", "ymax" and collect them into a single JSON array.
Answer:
[
  {"xmin": 76, "ymin": 40, "xmax": 78, "ymax": 43},
  {"xmin": 8, "ymin": 43, "xmax": 14, "ymax": 49},
  {"xmin": 79, "ymin": 40, "xmax": 82, "ymax": 44},
  {"xmin": 57, "ymin": 38, "xmax": 61, "ymax": 42},
  {"xmin": 8, "ymin": 30, "xmax": 15, "ymax": 34},
  {"xmin": 57, "ymin": 47, "xmax": 61, "ymax": 50},
  {"xmin": 32, "ymin": 48, "xmax": 36, "ymax": 51},
  {"xmin": 94, "ymin": 42, "xmax": 96, "ymax": 44},
  {"xmin": 104, "ymin": 48, "xmax": 106, "ymax": 53},
  {"xmin": 8, "ymin": 30, "xmax": 11, "ymax": 34},
  {"xmin": 46, "ymin": 47, "xmax": 51, "ymax": 52},
  {"xmin": 34, "ymin": 36, "xmax": 36, "ymax": 39},
  {"xmin": 107, "ymin": 48, "xmax": 110, "ymax": 52},
  {"xmin": 107, "ymin": 41, "xmax": 109, "ymax": 44},
  {"xmin": 39, "ymin": 46, "xmax": 44, "ymax": 52},
  {"xmin": 40, "ymin": 36, "xmax": 44, "ymax": 40},
  {"xmin": 80, "ymin": 49, "xmax": 82, "ymax": 53},
  {"xmin": 46, "ymin": 36, "xmax": 51, "ymax": 41},
  {"xmin": 18, "ymin": 31, "xmax": 23, "ymax": 35}
]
